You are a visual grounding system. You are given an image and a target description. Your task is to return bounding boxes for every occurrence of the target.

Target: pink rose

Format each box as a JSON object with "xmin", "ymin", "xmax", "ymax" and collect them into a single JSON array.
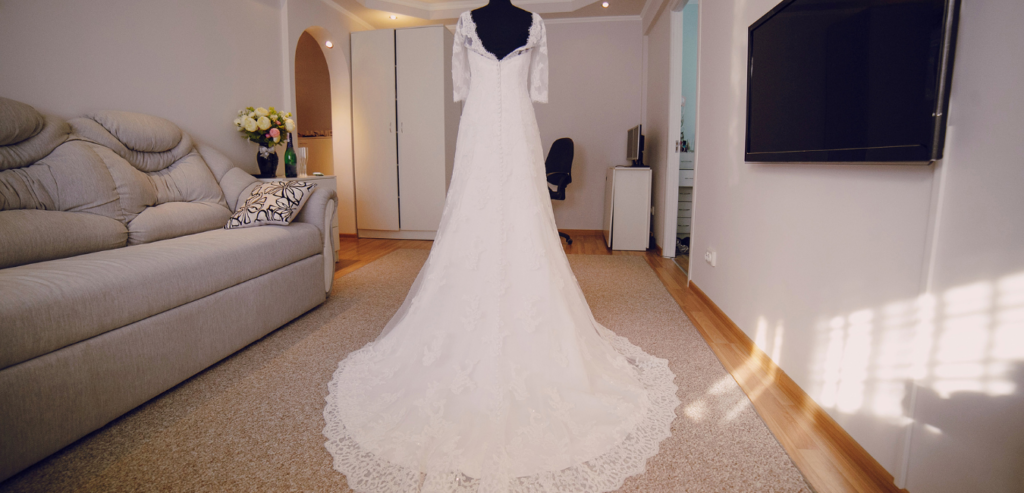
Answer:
[{"xmin": 269, "ymin": 128, "xmax": 280, "ymax": 138}]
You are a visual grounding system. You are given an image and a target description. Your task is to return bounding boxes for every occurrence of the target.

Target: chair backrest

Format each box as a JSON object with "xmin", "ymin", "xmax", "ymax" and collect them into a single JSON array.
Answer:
[{"xmin": 545, "ymin": 138, "xmax": 574, "ymax": 176}]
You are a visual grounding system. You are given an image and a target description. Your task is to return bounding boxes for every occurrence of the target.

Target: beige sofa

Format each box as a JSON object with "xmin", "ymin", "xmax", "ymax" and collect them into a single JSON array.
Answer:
[{"xmin": 0, "ymin": 96, "xmax": 337, "ymax": 482}]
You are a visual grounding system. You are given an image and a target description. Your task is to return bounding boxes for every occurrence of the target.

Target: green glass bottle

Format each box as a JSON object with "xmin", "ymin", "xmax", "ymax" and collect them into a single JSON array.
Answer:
[{"xmin": 284, "ymin": 133, "xmax": 297, "ymax": 178}]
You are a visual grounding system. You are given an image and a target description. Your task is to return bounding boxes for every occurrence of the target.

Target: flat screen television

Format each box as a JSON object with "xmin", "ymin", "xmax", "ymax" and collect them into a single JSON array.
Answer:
[{"xmin": 745, "ymin": 0, "xmax": 961, "ymax": 163}]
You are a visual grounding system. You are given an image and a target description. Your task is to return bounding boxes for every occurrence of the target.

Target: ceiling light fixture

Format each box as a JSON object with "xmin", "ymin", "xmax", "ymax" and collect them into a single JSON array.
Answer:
[
  {"xmin": 602, "ymin": 1, "xmax": 609, "ymax": 7},
  {"xmin": 325, "ymin": 40, "xmax": 334, "ymax": 49},
  {"xmin": 389, "ymin": 14, "xmax": 397, "ymax": 19}
]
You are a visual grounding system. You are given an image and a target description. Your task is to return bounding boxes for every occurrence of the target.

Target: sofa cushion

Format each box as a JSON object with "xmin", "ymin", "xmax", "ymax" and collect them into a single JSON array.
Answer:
[
  {"xmin": 148, "ymin": 149, "xmax": 228, "ymax": 206},
  {"xmin": 219, "ymin": 167, "xmax": 259, "ymax": 212},
  {"xmin": 0, "ymin": 140, "xmax": 123, "ymax": 220},
  {"xmin": 67, "ymin": 112, "xmax": 230, "ymax": 244},
  {"xmin": 70, "ymin": 116, "xmax": 193, "ymax": 173},
  {"xmin": 226, "ymin": 181, "xmax": 317, "ymax": 229},
  {"xmin": 195, "ymin": 143, "xmax": 233, "ymax": 182},
  {"xmin": 0, "ymin": 97, "xmax": 70, "ymax": 171},
  {"xmin": 0, "ymin": 97, "xmax": 46, "ymax": 147},
  {"xmin": 0, "ymin": 210, "xmax": 128, "ymax": 269},
  {"xmin": 89, "ymin": 110, "xmax": 182, "ymax": 154},
  {"xmin": 83, "ymin": 143, "xmax": 229, "ymax": 239},
  {"xmin": 0, "ymin": 223, "xmax": 323, "ymax": 371},
  {"xmin": 128, "ymin": 201, "xmax": 232, "ymax": 245}
]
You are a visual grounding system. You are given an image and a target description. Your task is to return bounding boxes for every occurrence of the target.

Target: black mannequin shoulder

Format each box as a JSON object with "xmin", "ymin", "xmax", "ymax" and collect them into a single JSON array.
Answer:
[{"xmin": 468, "ymin": 4, "xmax": 535, "ymax": 60}]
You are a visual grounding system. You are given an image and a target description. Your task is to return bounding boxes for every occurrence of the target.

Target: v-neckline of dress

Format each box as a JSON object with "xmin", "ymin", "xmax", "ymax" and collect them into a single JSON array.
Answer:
[{"xmin": 465, "ymin": 10, "xmax": 538, "ymax": 63}]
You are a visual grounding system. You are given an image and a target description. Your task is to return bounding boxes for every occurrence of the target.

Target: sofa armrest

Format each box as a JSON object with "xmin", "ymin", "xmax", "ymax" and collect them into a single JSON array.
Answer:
[
  {"xmin": 293, "ymin": 185, "xmax": 338, "ymax": 294},
  {"xmin": 293, "ymin": 186, "xmax": 337, "ymax": 239}
]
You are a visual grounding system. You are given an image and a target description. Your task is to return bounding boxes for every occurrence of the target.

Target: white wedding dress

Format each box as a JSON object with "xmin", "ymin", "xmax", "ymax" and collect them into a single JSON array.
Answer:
[{"xmin": 323, "ymin": 11, "xmax": 679, "ymax": 493}]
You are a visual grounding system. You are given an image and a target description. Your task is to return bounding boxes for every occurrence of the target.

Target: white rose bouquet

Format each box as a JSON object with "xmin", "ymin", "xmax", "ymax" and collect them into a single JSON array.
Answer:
[{"xmin": 233, "ymin": 106, "xmax": 296, "ymax": 148}]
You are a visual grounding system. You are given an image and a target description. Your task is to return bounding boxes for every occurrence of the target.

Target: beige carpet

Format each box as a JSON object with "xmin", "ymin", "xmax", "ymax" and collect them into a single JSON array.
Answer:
[{"xmin": 0, "ymin": 249, "xmax": 811, "ymax": 492}]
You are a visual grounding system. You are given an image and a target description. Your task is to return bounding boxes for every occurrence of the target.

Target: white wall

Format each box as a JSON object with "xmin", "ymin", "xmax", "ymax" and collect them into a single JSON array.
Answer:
[
  {"xmin": 535, "ymin": 18, "xmax": 643, "ymax": 230},
  {"xmin": 690, "ymin": 0, "xmax": 1024, "ymax": 489},
  {"xmin": 901, "ymin": 0, "xmax": 1024, "ymax": 490},
  {"xmin": 0, "ymin": 0, "xmax": 286, "ymax": 172}
]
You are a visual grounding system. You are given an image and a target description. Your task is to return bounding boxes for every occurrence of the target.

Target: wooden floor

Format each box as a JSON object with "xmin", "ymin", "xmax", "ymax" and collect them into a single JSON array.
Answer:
[{"xmin": 333, "ymin": 231, "xmax": 903, "ymax": 493}]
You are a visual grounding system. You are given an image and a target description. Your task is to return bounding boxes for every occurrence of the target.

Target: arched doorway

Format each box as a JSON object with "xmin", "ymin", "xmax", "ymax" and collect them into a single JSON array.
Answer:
[{"xmin": 294, "ymin": 31, "xmax": 333, "ymax": 176}]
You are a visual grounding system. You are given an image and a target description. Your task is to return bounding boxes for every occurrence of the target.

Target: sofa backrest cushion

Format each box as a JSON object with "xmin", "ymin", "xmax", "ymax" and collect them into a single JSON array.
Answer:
[
  {"xmin": 0, "ymin": 98, "xmax": 237, "ymax": 268},
  {"xmin": 90, "ymin": 110, "xmax": 183, "ymax": 154},
  {"xmin": 0, "ymin": 97, "xmax": 70, "ymax": 171},
  {"xmin": 196, "ymin": 143, "xmax": 259, "ymax": 212},
  {"xmin": 72, "ymin": 112, "xmax": 193, "ymax": 172},
  {"xmin": 0, "ymin": 98, "xmax": 129, "ymax": 267},
  {"xmin": 0, "ymin": 141, "xmax": 124, "ymax": 220},
  {"xmin": 68, "ymin": 112, "xmax": 231, "ymax": 245},
  {"xmin": 0, "ymin": 97, "xmax": 47, "ymax": 147}
]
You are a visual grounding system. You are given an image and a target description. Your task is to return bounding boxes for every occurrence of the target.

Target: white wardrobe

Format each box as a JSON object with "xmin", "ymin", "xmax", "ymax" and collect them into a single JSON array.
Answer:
[{"xmin": 351, "ymin": 26, "xmax": 461, "ymax": 240}]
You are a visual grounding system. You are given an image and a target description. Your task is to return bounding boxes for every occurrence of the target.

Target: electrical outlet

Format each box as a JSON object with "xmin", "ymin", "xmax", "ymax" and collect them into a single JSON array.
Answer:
[{"xmin": 705, "ymin": 248, "xmax": 717, "ymax": 267}]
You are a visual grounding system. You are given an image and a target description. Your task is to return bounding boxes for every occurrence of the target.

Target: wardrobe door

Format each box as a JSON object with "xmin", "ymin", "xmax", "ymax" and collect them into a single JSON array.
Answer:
[
  {"xmin": 352, "ymin": 29, "xmax": 399, "ymax": 232},
  {"xmin": 396, "ymin": 27, "xmax": 447, "ymax": 231}
]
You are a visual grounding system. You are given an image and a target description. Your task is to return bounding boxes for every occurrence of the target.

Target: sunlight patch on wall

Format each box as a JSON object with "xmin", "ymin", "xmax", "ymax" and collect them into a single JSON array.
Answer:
[
  {"xmin": 754, "ymin": 317, "xmax": 769, "ymax": 353},
  {"xmin": 753, "ymin": 316, "xmax": 786, "ymax": 370},
  {"xmin": 771, "ymin": 321, "xmax": 785, "ymax": 365},
  {"xmin": 809, "ymin": 270, "xmax": 1024, "ymax": 423}
]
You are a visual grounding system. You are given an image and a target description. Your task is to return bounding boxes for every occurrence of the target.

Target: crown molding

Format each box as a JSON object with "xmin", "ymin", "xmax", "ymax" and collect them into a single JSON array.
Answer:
[
  {"xmin": 640, "ymin": 0, "xmax": 668, "ymax": 33},
  {"xmin": 356, "ymin": 0, "xmax": 602, "ymax": 20},
  {"xmin": 319, "ymin": 0, "xmax": 375, "ymax": 30},
  {"xmin": 543, "ymin": 15, "xmax": 642, "ymax": 24}
]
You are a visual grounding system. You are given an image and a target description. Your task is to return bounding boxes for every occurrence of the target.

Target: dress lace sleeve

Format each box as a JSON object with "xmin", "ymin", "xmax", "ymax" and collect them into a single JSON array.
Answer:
[
  {"xmin": 529, "ymin": 17, "xmax": 549, "ymax": 104},
  {"xmin": 452, "ymin": 14, "xmax": 471, "ymax": 103}
]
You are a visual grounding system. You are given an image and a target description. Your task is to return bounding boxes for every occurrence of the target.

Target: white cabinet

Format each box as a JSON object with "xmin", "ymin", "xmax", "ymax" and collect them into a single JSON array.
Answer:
[
  {"xmin": 602, "ymin": 166, "xmax": 652, "ymax": 251},
  {"xmin": 351, "ymin": 26, "xmax": 460, "ymax": 240}
]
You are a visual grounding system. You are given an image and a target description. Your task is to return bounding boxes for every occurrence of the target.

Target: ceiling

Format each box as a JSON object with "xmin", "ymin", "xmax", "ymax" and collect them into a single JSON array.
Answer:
[{"xmin": 329, "ymin": 0, "xmax": 645, "ymax": 29}]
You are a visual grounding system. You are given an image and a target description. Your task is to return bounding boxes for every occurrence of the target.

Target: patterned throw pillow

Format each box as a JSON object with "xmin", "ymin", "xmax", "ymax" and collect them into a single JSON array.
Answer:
[{"xmin": 225, "ymin": 180, "xmax": 317, "ymax": 229}]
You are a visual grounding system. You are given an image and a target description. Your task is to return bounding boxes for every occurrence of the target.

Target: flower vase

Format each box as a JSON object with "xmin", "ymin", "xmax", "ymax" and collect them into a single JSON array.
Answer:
[{"xmin": 256, "ymin": 146, "xmax": 278, "ymax": 178}]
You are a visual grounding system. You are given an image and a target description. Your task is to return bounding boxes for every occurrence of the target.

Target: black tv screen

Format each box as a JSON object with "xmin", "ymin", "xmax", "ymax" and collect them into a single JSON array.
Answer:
[{"xmin": 745, "ymin": 0, "xmax": 960, "ymax": 163}]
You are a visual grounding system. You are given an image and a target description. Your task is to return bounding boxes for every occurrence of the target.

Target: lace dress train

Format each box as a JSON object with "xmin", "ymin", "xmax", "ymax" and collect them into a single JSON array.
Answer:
[{"xmin": 323, "ymin": 11, "xmax": 680, "ymax": 493}]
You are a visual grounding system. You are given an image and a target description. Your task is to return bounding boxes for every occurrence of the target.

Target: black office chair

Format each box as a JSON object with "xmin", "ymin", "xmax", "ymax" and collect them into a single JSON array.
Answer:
[{"xmin": 545, "ymin": 137, "xmax": 574, "ymax": 245}]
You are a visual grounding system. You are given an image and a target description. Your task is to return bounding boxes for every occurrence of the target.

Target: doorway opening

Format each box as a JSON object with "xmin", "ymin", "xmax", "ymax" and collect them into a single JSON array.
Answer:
[
  {"xmin": 294, "ymin": 31, "xmax": 333, "ymax": 176},
  {"xmin": 672, "ymin": 1, "xmax": 699, "ymax": 275}
]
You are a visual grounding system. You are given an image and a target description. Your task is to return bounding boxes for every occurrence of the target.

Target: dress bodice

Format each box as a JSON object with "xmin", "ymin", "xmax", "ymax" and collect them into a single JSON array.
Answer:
[{"xmin": 452, "ymin": 10, "xmax": 549, "ymax": 105}]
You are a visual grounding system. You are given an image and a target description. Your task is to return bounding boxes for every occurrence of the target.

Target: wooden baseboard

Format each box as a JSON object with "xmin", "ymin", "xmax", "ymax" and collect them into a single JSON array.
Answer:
[
  {"xmin": 340, "ymin": 233, "xmax": 357, "ymax": 239},
  {"xmin": 686, "ymin": 282, "xmax": 906, "ymax": 493}
]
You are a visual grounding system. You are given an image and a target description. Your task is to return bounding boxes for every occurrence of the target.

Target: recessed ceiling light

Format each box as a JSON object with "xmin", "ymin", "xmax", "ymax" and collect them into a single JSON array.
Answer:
[
  {"xmin": 389, "ymin": 14, "xmax": 397, "ymax": 19},
  {"xmin": 602, "ymin": 1, "xmax": 609, "ymax": 7},
  {"xmin": 325, "ymin": 40, "xmax": 334, "ymax": 49}
]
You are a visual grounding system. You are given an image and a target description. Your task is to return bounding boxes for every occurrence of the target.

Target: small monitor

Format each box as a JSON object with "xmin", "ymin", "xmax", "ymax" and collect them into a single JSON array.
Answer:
[
  {"xmin": 627, "ymin": 124, "xmax": 645, "ymax": 166},
  {"xmin": 627, "ymin": 125, "xmax": 640, "ymax": 160}
]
